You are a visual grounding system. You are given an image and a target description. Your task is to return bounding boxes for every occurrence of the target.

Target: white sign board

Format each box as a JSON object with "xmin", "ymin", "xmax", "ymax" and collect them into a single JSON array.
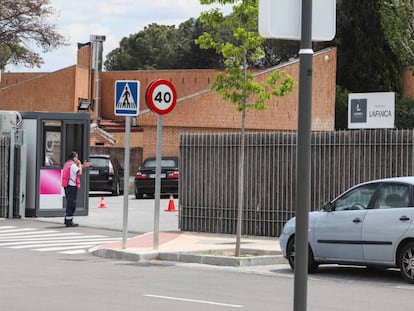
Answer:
[
  {"xmin": 348, "ymin": 92, "xmax": 395, "ymax": 129},
  {"xmin": 259, "ymin": 0, "xmax": 336, "ymax": 41}
]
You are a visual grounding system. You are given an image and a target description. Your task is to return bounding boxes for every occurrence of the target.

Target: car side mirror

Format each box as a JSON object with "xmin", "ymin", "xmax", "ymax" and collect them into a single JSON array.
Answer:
[{"xmin": 323, "ymin": 201, "xmax": 333, "ymax": 212}]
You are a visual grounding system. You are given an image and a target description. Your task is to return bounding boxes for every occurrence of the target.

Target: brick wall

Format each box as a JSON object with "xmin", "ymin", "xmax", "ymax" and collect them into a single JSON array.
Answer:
[
  {"xmin": 139, "ymin": 48, "xmax": 337, "ymax": 158},
  {"xmin": 0, "ymin": 66, "xmax": 90, "ymax": 112},
  {"xmin": 100, "ymin": 69, "xmax": 221, "ymax": 120},
  {"xmin": 0, "ymin": 72, "xmax": 46, "ymax": 88},
  {"xmin": 401, "ymin": 68, "xmax": 414, "ymax": 98},
  {"xmin": 0, "ymin": 47, "xmax": 337, "ymax": 161},
  {"xmin": 77, "ymin": 45, "xmax": 92, "ymax": 68}
]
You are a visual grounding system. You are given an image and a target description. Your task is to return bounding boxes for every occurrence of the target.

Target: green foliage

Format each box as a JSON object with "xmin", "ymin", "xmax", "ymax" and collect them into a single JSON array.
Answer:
[
  {"xmin": 335, "ymin": 87, "xmax": 350, "ymax": 130},
  {"xmin": 105, "ymin": 1, "xmax": 298, "ymax": 70},
  {"xmin": 0, "ymin": 0, "xmax": 66, "ymax": 68},
  {"xmin": 395, "ymin": 97, "xmax": 414, "ymax": 128},
  {"xmin": 379, "ymin": 0, "xmax": 414, "ymax": 68},
  {"xmin": 105, "ymin": 19, "xmax": 223, "ymax": 70},
  {"xmin": 196, "ymin": 0, "xmax": 295, "ymax": 112},
  {"xmin": 335, "ymin": 0, "xmax": 405, "ymax": 93}
]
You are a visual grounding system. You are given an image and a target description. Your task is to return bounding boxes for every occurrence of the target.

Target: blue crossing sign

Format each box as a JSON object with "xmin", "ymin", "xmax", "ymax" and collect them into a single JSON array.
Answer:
[{"xmin": 114, "ymin": 80, "xmax": 140, "ymax": 116}]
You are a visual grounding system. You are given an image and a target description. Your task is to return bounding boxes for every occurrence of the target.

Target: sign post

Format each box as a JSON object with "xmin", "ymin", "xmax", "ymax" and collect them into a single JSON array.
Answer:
[
  {"xmin": 145, "ymin": 79, "xmax": 177, "ymax": 250},
  {"xmin": 114, "ymin": 80, "xmax": 140, "ymax": 249},
  {"xmin": 259, "ymin": 1, "xmax": 335, "ymax": 311}
]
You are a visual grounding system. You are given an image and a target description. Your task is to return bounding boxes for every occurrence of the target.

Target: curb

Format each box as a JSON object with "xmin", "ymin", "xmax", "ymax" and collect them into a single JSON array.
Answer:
[{"xmin": 90, "ymin": 248, "xmax": 287, "ymax": 267}]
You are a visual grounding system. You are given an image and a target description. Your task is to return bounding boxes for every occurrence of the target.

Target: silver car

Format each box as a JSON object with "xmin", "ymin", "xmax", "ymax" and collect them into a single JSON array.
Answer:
[{"xmin": 279, "ymin": 176, "xmax": 414, "ymax": 283}]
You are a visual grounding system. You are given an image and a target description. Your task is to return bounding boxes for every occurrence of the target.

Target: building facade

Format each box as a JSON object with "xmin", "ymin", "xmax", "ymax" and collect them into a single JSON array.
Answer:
[{"xmin": 0, "ymin": 43, "xmax": 337, "ymax": 161}]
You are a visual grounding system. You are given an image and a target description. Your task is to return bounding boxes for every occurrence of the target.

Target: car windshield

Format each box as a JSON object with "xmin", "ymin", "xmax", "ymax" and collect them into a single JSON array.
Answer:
[
  {"xmin": 143, "ymin": 159, "xmax": 176, "ymax": 168},
  {"xmin": 90, "ymin": 158, "xmax": 108, "ymax": 167}
]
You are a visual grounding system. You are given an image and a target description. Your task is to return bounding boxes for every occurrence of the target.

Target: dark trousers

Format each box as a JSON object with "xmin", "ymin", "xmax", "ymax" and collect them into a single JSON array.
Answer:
[{"xmin": 64, "ymin": 186, "xmax": 78, "ymax": 218}]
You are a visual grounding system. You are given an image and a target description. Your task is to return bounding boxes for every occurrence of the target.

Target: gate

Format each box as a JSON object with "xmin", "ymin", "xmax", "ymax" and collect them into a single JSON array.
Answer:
[{"xmin": 0, "ymin": 111, "xmax": 26, "ymax": 218}]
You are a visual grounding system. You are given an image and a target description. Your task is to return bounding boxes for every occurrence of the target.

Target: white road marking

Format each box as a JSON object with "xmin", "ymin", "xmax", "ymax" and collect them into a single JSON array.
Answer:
[
  {"xmin": 34, "ymin": 244, "xmax": 100, "ymax": 252},
  {"xmin": 0, "ymin": 232, "xmax": 85, "ymax": 243},
  {"xmin": 8, "ymin": 239, "xmax": 118, "ymax": 249},
  {"xmin": 0, "ymin": 226, "xmax": 119, "ymax": 254},
  {"xmin": 59, "ymin": 249, "xmax": 87, "ymax": 255},
  {"xmin": 0, "ymin": 228, "xmax": 38, "ymax": 234},
  {"xmin": 144, "ymin": 294, "xmax": 244, "ymax": 308},
  {"xmin": 0, "ymin": 237, "xmax": 118, "ymax": 247},
  {"xmin": 0, "ymin": 230, "xmax": 62, "ymax": 237}
]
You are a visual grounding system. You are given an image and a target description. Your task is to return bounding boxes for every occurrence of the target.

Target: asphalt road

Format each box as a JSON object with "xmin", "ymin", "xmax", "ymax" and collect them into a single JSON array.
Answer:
[
  {"xmin": 2, "ymin": 196, "xmax": 414, "ymax": 310},
  {"xmin": 1, "ymin": 236, "xmax": 414, "ymax": 311},
  {"xmin": 39, "ymin": 193, "xmax": 180, "ymax": 234}
]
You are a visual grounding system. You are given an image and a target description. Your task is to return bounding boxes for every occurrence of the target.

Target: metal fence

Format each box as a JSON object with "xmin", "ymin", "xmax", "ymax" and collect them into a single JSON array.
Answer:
[
  {"xmin": 179, "ymin": 129, "xmax": 414, "ymax": 237},
  {"xmin": 0, "ymin": 134, "xmax": 10, "ymax": 217}
]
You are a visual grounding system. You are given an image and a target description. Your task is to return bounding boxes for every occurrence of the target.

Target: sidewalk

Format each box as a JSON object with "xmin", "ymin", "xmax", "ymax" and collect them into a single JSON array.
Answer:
[{"xmin": 90, "ymin": 230, "xmax": 287, "ymax": 267}]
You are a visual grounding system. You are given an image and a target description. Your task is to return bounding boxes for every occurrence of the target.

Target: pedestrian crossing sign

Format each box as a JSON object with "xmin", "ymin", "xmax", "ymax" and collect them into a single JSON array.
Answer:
[{"xmin": 114, "ymin": 80, "xmax": 140, "ymax": 116}]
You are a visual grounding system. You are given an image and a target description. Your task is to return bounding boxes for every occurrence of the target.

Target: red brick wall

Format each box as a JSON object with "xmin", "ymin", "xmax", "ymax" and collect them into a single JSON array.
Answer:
[
  {"xmin": 0, "ymin": 47, "xmax": 337, "ymax": 160},
  {"xmin": 77, "ymin": 45, "xmax": 92, "ymax": 68},
  {"xmin": 100, "ymin": 69, "xmax": 221, "ymax": 120},
  {"xmin": 139, "ymin": 48, "xmax": 337, "ymax": 158},
  {"xmin": 401, "ymin": 69, "xmax": 414, "ymax": 98},
  {"xmin": 0, "ymin": 72, "xmax": 46, "ymax": 88},
  {"xmin": 0, "ymin": 66, "xmax": 90, "ymax": 112}
]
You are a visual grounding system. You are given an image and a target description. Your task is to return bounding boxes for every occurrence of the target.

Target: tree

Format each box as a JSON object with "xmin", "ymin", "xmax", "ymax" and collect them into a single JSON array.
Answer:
[
  {"xmin": 0, "ymin": 0, "xmax": 66, "ymax": 69},
  {"xmin": 379, "ymin": 0, "xmax": 414, "ymax": 68},
  {"xmin": 395, "ymin": 97, "xmax": 414, "ymax": 128},
  {"xmin": 334, "ymin": 0, "xmax": 404, "ymax": 93},
  {"xmin": 332, "ymin": 0, "xmax": 414, "ymax": 129},
  {"xmin": 196, "ymin": 0, "xmax": 295, "ymax": 256},
  {"xmin": 105, "ymin": 24, "xmax": 180, "ymax": 70},
  {"xmin": 104, "ymin": 15, "xmax": 299, "ymax": 71},
  {"xmin": 105, "ymin": 20, "xmax": 224, "ymax": 71}
]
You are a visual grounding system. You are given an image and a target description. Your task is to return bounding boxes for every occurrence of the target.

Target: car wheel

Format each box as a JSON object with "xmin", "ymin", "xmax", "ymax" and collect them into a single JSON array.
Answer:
[
  {"xmin": 112, "ymin": 181, "xmax": 120, "ymax": 196},
  {"xmin": 398, "ymin": 242, "xmax": 414, "ymax": 283},
  {"xmin": 286, "ymin": 236, "xmax": 319, "ymax": 273}
]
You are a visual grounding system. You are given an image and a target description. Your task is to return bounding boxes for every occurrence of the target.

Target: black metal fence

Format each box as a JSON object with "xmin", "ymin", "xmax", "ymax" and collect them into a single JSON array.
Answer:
[
  {"xmin": 179, "ymin": 129, "xmax": 414, "ymax": 237},
  {"xmin": 0, "ymin": 135, "xmax": 10, "ymax": 217}
]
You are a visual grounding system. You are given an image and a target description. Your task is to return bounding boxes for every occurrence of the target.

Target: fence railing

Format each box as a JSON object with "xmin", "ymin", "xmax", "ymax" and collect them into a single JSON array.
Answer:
[
  {"xmin": 0, "ymin": 134, "xmax": 10, "ymax": 217},
  {"xmin": 179, "ymin": 129, "xmax": 414, "ymax": 237}
]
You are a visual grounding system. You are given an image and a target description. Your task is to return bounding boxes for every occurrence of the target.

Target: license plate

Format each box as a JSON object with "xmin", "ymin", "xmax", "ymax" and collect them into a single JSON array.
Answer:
[
  {"xmin": 89, "ymin": 170, "xmax": 99, "ymax": 175},
  {"xmin": 149, "ymin": 174, "xmax": 166, "ymax": 178}
]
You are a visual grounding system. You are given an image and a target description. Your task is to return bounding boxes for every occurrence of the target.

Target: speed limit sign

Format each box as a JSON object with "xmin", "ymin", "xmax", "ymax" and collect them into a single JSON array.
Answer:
[{"xmin": 145, "ymin": 79, "xmax": 177, "ymax": 115}]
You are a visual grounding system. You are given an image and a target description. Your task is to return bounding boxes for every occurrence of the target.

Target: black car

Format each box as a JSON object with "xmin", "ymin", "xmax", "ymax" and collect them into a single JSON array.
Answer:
[
  {"xmin": 134, "ymin": 156, "xmax": 179, "ymax": 199},
  {"xmin": 89, "ymin": 154, "xmax": 124, "ymax": 196}
]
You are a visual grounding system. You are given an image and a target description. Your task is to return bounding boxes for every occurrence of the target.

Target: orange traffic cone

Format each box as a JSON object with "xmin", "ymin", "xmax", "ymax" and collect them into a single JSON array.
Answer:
[
  {"xmin": 165, "ymin": 194, "xmax": 177, "ymax": 212},
  {"xmin": 99, "ymin": 197, "xmax": 107, "ymax": 208}
]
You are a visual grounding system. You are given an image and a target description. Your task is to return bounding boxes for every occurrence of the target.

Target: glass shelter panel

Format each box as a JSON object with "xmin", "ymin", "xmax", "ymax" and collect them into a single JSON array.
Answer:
[{"xmin": 42, "ymin": 121, "xmax": 61, "ymax": 167}]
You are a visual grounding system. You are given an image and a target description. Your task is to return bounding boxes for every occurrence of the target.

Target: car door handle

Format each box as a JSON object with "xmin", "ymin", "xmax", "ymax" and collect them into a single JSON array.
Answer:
[
  {"xmin": 353, "ymin": 217, "xmax": 362, "ymax": 223},
  {"xmin": 399, "ymin": 216, "xmax": 410, "ymax": 222}
]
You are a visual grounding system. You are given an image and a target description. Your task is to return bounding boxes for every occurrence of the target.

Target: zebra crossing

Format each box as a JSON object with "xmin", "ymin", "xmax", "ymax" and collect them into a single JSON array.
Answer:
[{"xmin": 0, "ymin": 225, "xmax": 121, "ymax": 255}]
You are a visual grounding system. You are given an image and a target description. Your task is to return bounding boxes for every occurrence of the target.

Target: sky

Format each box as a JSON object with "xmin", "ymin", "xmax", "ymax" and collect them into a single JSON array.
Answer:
[{"xmin": 6, "ymin": 0, "xmax": 231, "ymax": 73}]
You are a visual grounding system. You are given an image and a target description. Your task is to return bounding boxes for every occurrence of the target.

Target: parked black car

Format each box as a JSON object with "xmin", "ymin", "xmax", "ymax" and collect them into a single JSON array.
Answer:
[
  {"xmin": 89, "ymin": 154, "xmax": 124, "ymax": 196},
  {"xmin": 134, "ymin": 156, "xmax": 179, "ymax": 199}
]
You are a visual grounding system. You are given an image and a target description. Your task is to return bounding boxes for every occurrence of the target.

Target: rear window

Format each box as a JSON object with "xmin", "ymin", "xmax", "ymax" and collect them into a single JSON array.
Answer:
[
  {"xmin": 143, "ymin": 159, "xmax": 177, "ymax": 168},
  {"xmin": 90, "ymin": 158, "xmax": 109, "ymax": 167}
]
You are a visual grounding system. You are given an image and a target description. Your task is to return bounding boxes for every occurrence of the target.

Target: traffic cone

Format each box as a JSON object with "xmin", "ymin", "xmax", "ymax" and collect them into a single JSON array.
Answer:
[
  {"xmin": 98, "ymin": 197, "xmax": 107, "ymax": 208},
  {"xmin": 165, "ymin": 194, "xmax": 177, "ymax": 212}
]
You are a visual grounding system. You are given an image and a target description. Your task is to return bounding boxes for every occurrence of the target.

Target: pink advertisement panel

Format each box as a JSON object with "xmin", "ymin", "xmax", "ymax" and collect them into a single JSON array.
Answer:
[{"xmin": 40, "ymin": 169, "xmax": 62, "ymax": 195}]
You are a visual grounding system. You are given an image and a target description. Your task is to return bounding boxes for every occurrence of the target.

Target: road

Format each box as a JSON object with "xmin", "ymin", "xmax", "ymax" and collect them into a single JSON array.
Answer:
[
  {"xmin": 1, "ymin": 231, "xmax": 414, "ymax": 311},
  {"xmin": 2, "ymin": 197, "xmax": 414, "ymax": 310}
]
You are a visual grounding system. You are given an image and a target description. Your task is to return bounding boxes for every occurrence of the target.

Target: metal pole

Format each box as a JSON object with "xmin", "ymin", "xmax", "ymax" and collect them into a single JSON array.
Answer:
[
  {"xmin": 122, "ymin": 116, "xmax": 131, "ymax": 249},
  {"xmin": 153, "ymin": 114, "xmax": 163, "ymax": 250},
  {"xmin": 8, "ymin": 130, "xmax": 15, "ymax": 218},
  {"xmin": 294, "ymin": 1, "xmax": 313, "ymax": 311},
  {"xmin": 235, "ymin": 53, "xmax": 248, "ymax": 257}
]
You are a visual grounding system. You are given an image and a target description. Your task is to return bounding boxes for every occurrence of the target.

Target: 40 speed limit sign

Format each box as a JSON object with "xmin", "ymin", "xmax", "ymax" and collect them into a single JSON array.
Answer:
[{"xmin": 145, "ymin": 79, "xmax": 177, "ymax": 115}]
